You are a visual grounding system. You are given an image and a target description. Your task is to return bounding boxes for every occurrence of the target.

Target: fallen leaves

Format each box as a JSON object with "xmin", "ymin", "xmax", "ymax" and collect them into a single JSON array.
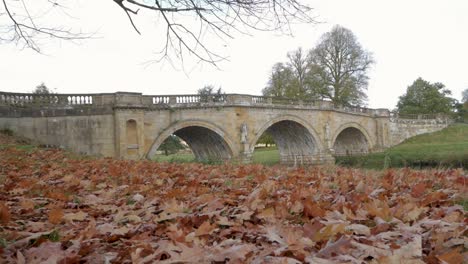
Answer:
[
  {"xmin": 0, "ymin": 201, "xmax": 10, "ymax": 224},
  {"xmin": 47, "ymin": 208, "xmax": 64, "ymax": 224},
  {"xmin": 194, "ymin": 221, "xmax": 216, "ymax": 237},
  {"xmin": 436, "ymin": 248, "xmax": 464, "ymax": 264},
  {"xmin": 19, "ymin": 199, "xmax": 35, "ymax": 211},
  {"xmin": 0, "ymin": 142, "xmax": 467, "ymax": 263},
  {"xmin": 96, "ymin": 223, "xmax": 130, "ymax": 236},
  {"xmin": 411, "ymin": 182, "xmax": 427, "ymax": 198},
  {"xmin": 63, "ymin": 211, "xmax": 88, "ymax": 222},
  {"xmin": 303, "ymin": 200, "xmax": 326, "ymax": 218}
]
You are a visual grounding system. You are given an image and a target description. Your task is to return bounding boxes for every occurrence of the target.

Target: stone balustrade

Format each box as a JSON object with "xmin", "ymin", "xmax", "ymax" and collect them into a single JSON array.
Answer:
[
  {"xmin": 0, "ymin": 92, "xmax": 96, "ymax": 106},
  {"xmin": 0, "ymin": 90, "xmax": 410, "ymax": 118}
]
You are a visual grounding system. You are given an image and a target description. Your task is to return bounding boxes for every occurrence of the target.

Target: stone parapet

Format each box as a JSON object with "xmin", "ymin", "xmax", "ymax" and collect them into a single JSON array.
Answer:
[{"xmin": 0, "ymin": 91, "xmax": 392, "ymax": 117}]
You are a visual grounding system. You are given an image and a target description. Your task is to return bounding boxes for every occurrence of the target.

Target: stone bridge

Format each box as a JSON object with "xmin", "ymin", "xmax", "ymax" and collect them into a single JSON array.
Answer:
[{"xmin": 0, "ymin": 91, "xmax": 451, "ymax": 165}]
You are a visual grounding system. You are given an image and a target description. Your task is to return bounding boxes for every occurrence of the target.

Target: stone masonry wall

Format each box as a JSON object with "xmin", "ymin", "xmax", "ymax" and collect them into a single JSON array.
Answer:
[
  {"xmin": 389, "ymin": 118, "xmax": 451, "ymax": 146},
  {"xmin": 0, "ymin": 115, "xmax": 116, "ymax": 157}
]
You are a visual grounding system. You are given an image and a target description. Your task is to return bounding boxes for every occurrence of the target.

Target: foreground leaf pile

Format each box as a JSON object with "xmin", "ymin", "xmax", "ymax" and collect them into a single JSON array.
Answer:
[{"xmin": 0, "ymin": 144, "xmax": 467, "ymax": 263}]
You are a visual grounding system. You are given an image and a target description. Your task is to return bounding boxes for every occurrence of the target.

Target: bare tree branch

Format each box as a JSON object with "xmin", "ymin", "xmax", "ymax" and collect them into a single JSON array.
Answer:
[
  {"xmin": 1, "ymin": 0, "xmax": 317, "ymax": 66},
  {"xmin": 113, "ymin": 0, "xmax": 141, "ymax": 34},
  {"xmin": 1, "ymin": 0, "xmax": 90, "ymax": 53}
]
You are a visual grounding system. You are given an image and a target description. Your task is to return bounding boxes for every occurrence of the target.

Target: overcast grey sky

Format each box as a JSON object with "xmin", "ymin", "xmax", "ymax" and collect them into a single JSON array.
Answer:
[{"xmin": 1, "ymin": 0, "xmax": 467, "ymax": 109}]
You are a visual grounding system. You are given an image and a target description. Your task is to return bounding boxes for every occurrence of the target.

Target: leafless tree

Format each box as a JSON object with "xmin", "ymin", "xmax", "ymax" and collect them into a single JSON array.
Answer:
[
  {"xmin": 286, "ymin": 48, "xmax": 309, "ymax": 97},
  {"xmin": 262, "ymin": 62, "xmax": 295, "ymax": 98},
  {"xmin": 1, "ymin": 0, "xmax": 316, "ymax": 65},
  {"xmin": 308, "ymin": 25, "xmax": 374, "ymax": 106}
]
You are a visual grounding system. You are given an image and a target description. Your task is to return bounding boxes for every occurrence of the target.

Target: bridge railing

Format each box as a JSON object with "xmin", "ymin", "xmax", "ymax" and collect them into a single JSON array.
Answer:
[
  {"xmin": 143, "ymin": 94, "xmax": 229, "ymax": 106},
  {"xmin": 0, "ymin": 92, "xmax": 100, "ymax": 107},
  {"xmin": 1, "ymin": 91, "xmax": 391, "ymax": 117},
  {"xmin": 390, "ymin": 112, "xmax": 450, "ymax": 120},
  {"xmin": 145, "ymin": 95, "xmax": 170, "ymax": 105}
]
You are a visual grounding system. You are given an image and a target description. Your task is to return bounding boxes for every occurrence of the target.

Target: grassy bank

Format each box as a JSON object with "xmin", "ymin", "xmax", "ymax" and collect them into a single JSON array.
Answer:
[{"xmin": 337, "ymin": 124, "xmax": 468, "ymax": 169}]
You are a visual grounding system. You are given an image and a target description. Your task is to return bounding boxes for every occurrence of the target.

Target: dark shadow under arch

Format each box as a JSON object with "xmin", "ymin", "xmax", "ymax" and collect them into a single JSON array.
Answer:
[
  {"xmin": 150, "ymin": 125, "xmax": 233, "ymax": 162},
  {"xmin": 333, "ymin": 127, "xmax": 369, "ymax": 156},
  {"xmin": 254, "ymin": 120, "xmax": 318, "ymax": 165}
]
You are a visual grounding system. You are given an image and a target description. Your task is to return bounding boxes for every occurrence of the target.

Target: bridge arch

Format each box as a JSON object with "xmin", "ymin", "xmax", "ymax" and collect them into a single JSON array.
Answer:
[
  {"xmin": 331, "ymin": 122, "xmax": 373, "ymax": 156},
  {"xmin": 250, "ymin": 115, "xmax": 325, "ymax": 164},
  {"xmin": 146, "ymin": 120, "xmax": 235, "ymax": 161}
]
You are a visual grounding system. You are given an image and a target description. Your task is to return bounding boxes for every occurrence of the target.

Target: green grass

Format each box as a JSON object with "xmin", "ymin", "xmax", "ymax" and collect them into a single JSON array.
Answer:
[
  {"xmin": 153, "ymin": 153, "xmax": 196, "ymax": 163},
  {"xmin": 337, "ymin": 124, "xmax": 468, "ymax": 169},
  {"xmin": 0, "ymin": 129, "xmax": 36, "ymax": 151},
  {"xmin": 252, "ymin": 146, "xmax": 280, "ymax": 165},
  {"xmin": 0, "ymin": 144, "xmax": 36, "ymax": 151},
  {"xmin": 152, "ymin": 153, "xmax": 226, "ymax": 164}
]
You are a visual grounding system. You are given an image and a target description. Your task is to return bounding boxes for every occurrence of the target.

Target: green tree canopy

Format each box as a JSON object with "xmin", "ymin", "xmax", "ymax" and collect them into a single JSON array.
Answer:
[
  {"xmin": 159, "ymin": 135, "xmax": 186, "ymax": 156},
  {"xmin": 262, "ymin": 49, "xmax": 316, "ymax": 100},
  {"xmin": 458, "ymin": 88, "xmax": 468, "ymax": 122},
  {"xmin": 262, "ymin": 62, "xmax": 297, "ymax": 98},
  {"xmin": 262, "ymin": 25, "xmax": 374, "ymax": 106},
  {"xmin": 197, "ymin": 85, "xmax": 224, "ymax": 102},
  {"xmin": 256, "ymin": 132, "xmax": 275, "ymax": 147},
  {"xmin": 396, "ymin": 78, "xmax": 456, "ymax": 115},
  {"xmin": 33, "ymin": 83, "xmax": 54, "ymax": 94},
  {"xmin": 197, "ymin": 85, "xmax": 223, "ymax": 96},
  {"xmin": 462, "ymin": 88, "xmax": 468, "ymax": 103}
]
